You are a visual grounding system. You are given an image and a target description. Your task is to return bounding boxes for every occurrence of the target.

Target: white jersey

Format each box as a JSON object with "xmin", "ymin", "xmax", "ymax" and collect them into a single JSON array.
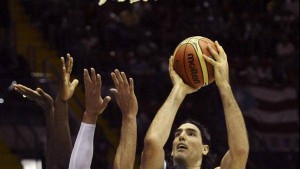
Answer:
[{"xmin": 68, "ymin": 123, "xmax": 96, "ymax": 169}]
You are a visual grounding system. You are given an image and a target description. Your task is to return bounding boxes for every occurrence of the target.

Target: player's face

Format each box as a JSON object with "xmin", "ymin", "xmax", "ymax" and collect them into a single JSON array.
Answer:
[{"xmin": 171, "ymin": 123, "xmax": 209, "ymax": 166}]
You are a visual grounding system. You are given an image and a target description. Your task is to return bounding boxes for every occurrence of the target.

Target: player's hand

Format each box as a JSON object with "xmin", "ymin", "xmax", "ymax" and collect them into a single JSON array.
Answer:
[
  {"xmin": 57, "ymin": 54, "xmax": 79, "ymax": 102},
  {"xmin": 169, "ymin": 55, "xmax": 199, "ymax": 94},
  {"xmin": 203, "ymin": 41, "xmax": 229, "ymax": 88},
  {"xmin": 14, "ymin": 84, "xmax": 53, "ymax": 111},
  {"xmin": 84, "ymin": 68, "xmax": 111, "ymax": 116},
  {"xmin": 110, "ymin": 69, "xmax": 138, "ymax": 118}
]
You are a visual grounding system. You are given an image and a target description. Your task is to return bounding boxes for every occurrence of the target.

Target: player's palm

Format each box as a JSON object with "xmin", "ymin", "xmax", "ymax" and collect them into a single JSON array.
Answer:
[
  {"xmin": 84, "ymin": 68, "xmax": 110, "ymax": 116},
  {"xmin": 59, "ymin": 54, "xmax": 79, "ymax": 101},
  {"xmin": 14, "ymin": 84, "xmax": 53, "ymax": 111},
  {"xmin": 60, "ymin": 78, "xmax": 78, "ymax": 101}
]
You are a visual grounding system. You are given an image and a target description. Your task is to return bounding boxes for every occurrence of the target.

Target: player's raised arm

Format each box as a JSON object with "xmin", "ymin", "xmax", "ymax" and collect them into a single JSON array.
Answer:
[
  {"xmin": 204, "ymin": 42, "xmax": 249, "ymax": 169},
  {"xmin": 54, "ymin": 54, "xmax": 79, "ymax": 169},
  {"xmin": 14, "ymin": 84, "xmax": 55, "ymax": 169},
  {"xmin": 69, "ymin": 68, "xmax": 111, "ymax": 169},
  {"xmin": 140, "ymin": 55, "xmax": 199, "ymax": 169},
  {"xmin": 110, "ymin": 69, "xmax": 138, "ymax": 169}
]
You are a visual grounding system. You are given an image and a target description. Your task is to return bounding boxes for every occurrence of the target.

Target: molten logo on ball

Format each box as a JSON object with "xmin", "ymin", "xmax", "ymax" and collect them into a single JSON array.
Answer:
[{"xmin": 188, "ymin": 54, "xmax": 200, "ymax": 84}]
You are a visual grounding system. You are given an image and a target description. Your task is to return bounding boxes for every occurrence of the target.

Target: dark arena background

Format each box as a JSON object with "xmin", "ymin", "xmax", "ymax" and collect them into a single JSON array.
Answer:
[{"xmin": 0, "ymin": 0, "xmax": 298, "ymax": 169}]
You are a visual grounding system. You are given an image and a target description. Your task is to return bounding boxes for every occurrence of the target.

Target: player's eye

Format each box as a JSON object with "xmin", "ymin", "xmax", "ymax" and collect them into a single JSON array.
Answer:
[
  {"xmin": 175, "ymin": 132, "xmax": 180, "ymax": 137},
  {"xmin": 188, "ymin": 132, "xmax": 196, "ymax": 136}
]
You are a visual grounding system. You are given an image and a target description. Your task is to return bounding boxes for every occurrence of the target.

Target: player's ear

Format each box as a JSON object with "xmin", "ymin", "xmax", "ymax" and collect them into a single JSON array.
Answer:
[{"xmin": 202, "ymin": 145, "xmax": 209, "ymax": 155}]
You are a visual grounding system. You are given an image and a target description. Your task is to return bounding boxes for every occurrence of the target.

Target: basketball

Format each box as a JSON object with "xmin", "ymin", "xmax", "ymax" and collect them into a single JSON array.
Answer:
[{"xmin": 173, "ymin": 36, "xmax": 218, "ymax": 88}]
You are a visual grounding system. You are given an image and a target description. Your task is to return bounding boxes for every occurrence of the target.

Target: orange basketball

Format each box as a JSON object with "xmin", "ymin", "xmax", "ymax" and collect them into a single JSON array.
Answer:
[{"xmin": 173, "ymin": 36, "xmax": 218, "ymax": 88}]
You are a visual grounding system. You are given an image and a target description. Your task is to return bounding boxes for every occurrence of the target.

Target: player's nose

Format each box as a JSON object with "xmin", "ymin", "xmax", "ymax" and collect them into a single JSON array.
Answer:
[{"xmin": 179, "ymin": 132, "xmax": 186, "ymax": 141}]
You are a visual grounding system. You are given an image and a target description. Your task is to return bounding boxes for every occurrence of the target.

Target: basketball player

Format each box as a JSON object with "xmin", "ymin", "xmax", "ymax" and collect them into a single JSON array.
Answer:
[
  {"xmin": 140, "ymin": 41, "xmax": 249, "ymax": 169},
  {"xmin": 68, "ymin": 68, "xmax": 138, "ymax": 169},
  {"xmin": 14, "ymin": 54, "xmax": 78, "ymax": 169}
]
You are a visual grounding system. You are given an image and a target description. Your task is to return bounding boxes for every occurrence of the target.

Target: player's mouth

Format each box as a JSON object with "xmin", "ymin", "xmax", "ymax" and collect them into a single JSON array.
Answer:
[{"xmin": 177, "ymin": 143, "xmax": 188, "ymax": 151}]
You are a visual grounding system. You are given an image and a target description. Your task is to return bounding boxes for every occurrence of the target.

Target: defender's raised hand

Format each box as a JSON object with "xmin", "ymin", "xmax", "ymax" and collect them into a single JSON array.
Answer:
[
  {"xmin": 14, "ymin": 84, "xmax": 53, "ymax": 111},
  {"xmin": 83, "ymin": 68, "xmax": 111, "ymax": 124},
  {"xmin": 57, "ymin": 54, "xmax": 79, "ymax": 101},
  {"xmin": 110, "ymin": 69, "xmax": 138, "ymax": 117}
]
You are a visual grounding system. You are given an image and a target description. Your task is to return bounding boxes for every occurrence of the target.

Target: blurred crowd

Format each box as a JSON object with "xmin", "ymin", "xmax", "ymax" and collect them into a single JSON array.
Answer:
[{"xmin": 18, "ymin": 0, "xmax": 299, "ymax": 86}]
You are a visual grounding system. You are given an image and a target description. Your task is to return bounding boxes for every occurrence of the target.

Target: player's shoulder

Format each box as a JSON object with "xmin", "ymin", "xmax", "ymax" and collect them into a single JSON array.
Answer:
[{"xmin": 214, "ymin": 167, "xmax": 221, "ymax": 169}]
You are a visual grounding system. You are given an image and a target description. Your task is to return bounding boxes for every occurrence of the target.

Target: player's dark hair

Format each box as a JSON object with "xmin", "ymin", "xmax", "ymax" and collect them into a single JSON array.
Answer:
[{"xmin": 172, "ymin": 119, "xmax": 217, "ymax": 169}]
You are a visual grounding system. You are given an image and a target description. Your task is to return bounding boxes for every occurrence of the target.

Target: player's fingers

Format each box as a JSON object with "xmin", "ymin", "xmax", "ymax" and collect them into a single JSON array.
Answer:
[
  {"xmin": 215, "ymin": 41, "xmax": 224, "ymax": 53},
  {"xmin": 83, "ymin": 69, "xmax": 92, "ymax": 86},
  {"xmin": 97, "ymin": 74, "xmax": 102, "ymax": 92},
  {"xmin": 16, "ymin": 84, "xmax": 35, "ymax": 95},
  {"xmin": 61, "ymin": 57, "xmax": 65, "ymax": 69},
  {"xmin": 22, "ymin": 88, "xmax": 39, "ymax": 100},
  {"xmin": 120, "ymin": 72, "xmax": 129, "ymax": 85},
  {"xmin": 14, "ymin": 86, "xmax": 25, "ymax": 96},
  {"xmin": 110, "ymin": 88, "xmax": 118, "ymax": 95},
  {"xmin": 102, "ymin": 96, "xmax": 111, "ymax": 107},
  {"xmin": 90, "ymin": 68, "xmax": 96, "ymax": 83},
  {"xmin": 129, "ymin": 78, "xmax": 135, "ymax": 93},
  {"xmin": 71, "ymin": 79, "xmax": 79, "ymax": 89},
  {"xmin": 114, "ymin": 69, "xmax": 124, "ymax": 85},
  {"xmin": 62, "ymin": 66, "xmax": 67, "ymax": 80},
  {"xmin": 36, "ymin": 88, "xmax": 50, "ymax": 100},
  {"xmin": 203, "ymin": 54, "xmax": 216, "ymax": 65},
  {"xmin": 169, "ymin": 55, "xmax": 175, "ymax": 72},
  {"xmin": 111, "ymin": 72, "xmax": 119, "ymax": 87},
  {"xmin": 207, "ymin": 44, "xmax": 220, "ymax": 61},
  {"xmin": 67, "ymin": 53, "xmax": 73, "ymax": 73},
  {"xmin": 65, "ymin": 54, "xmax": 70, "ymax": 71},
  {"xmin": 215, "ymin": 41, "xmax": 227, "ymax": 60}
]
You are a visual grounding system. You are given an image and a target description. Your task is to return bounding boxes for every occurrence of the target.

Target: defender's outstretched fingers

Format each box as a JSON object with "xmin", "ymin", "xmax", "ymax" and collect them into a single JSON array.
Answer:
[
  {"xmin": 102, "ymin": 96, "xmax": 111, "ymax": 108},
  {"xmin": 121, "ymin": 72, "xmax": 129, "ymax": 85},
  {"xmin": 15, "ymin": 85, "xmax": 32, "ymax": 97},
  {"xmin": 96, "ymin": 74, "xmax": 101, "ymax": 92},
  {"xmin": 36, "ymin": 88, "xmax": 46, "ymax": 95},
  {"xmin": 111, "ymin": 72, "xmax": 119, "ymax": 86},
  {"xmin": 71, "ymin": 79, "xmax": 79, "ymax": 88},
  {"xmin": 114, "ymin": 69, "xmax": 124, "ymax": 85},
  {"xmin": 65, "ymin": 54, "xmax": 70, "ymax": 70},
  {"xmin": 67, "ymin": 54, "xmax": 73, "ymax": 73},
  {"xmin": 19, "ymin": 88, "xmax": 36, "ymax": 100},
  {"xmin": 61, "ymin": 57, "xmax": 65, "ymax": 69},
  {"xmin": 14, "ymin": 86, "xmax": 27, "ymax": 97},
  {"xmin": 60, "ymin": 57, "xmax": 67, "ymax": 81},
  {"xmin": 90, "ymin": 68, "xmax": 96, "ymax": 83},
  {"xmin": 110, "ymin": 88, "xmax": 118, "ymax": 95},
  {"xmin": 129, "ymin": 78, "xmax": 134, "ymax": 92},
  {"xmin": 84, "ymin": 69, "xmax": 92, "ymax": 84}
]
